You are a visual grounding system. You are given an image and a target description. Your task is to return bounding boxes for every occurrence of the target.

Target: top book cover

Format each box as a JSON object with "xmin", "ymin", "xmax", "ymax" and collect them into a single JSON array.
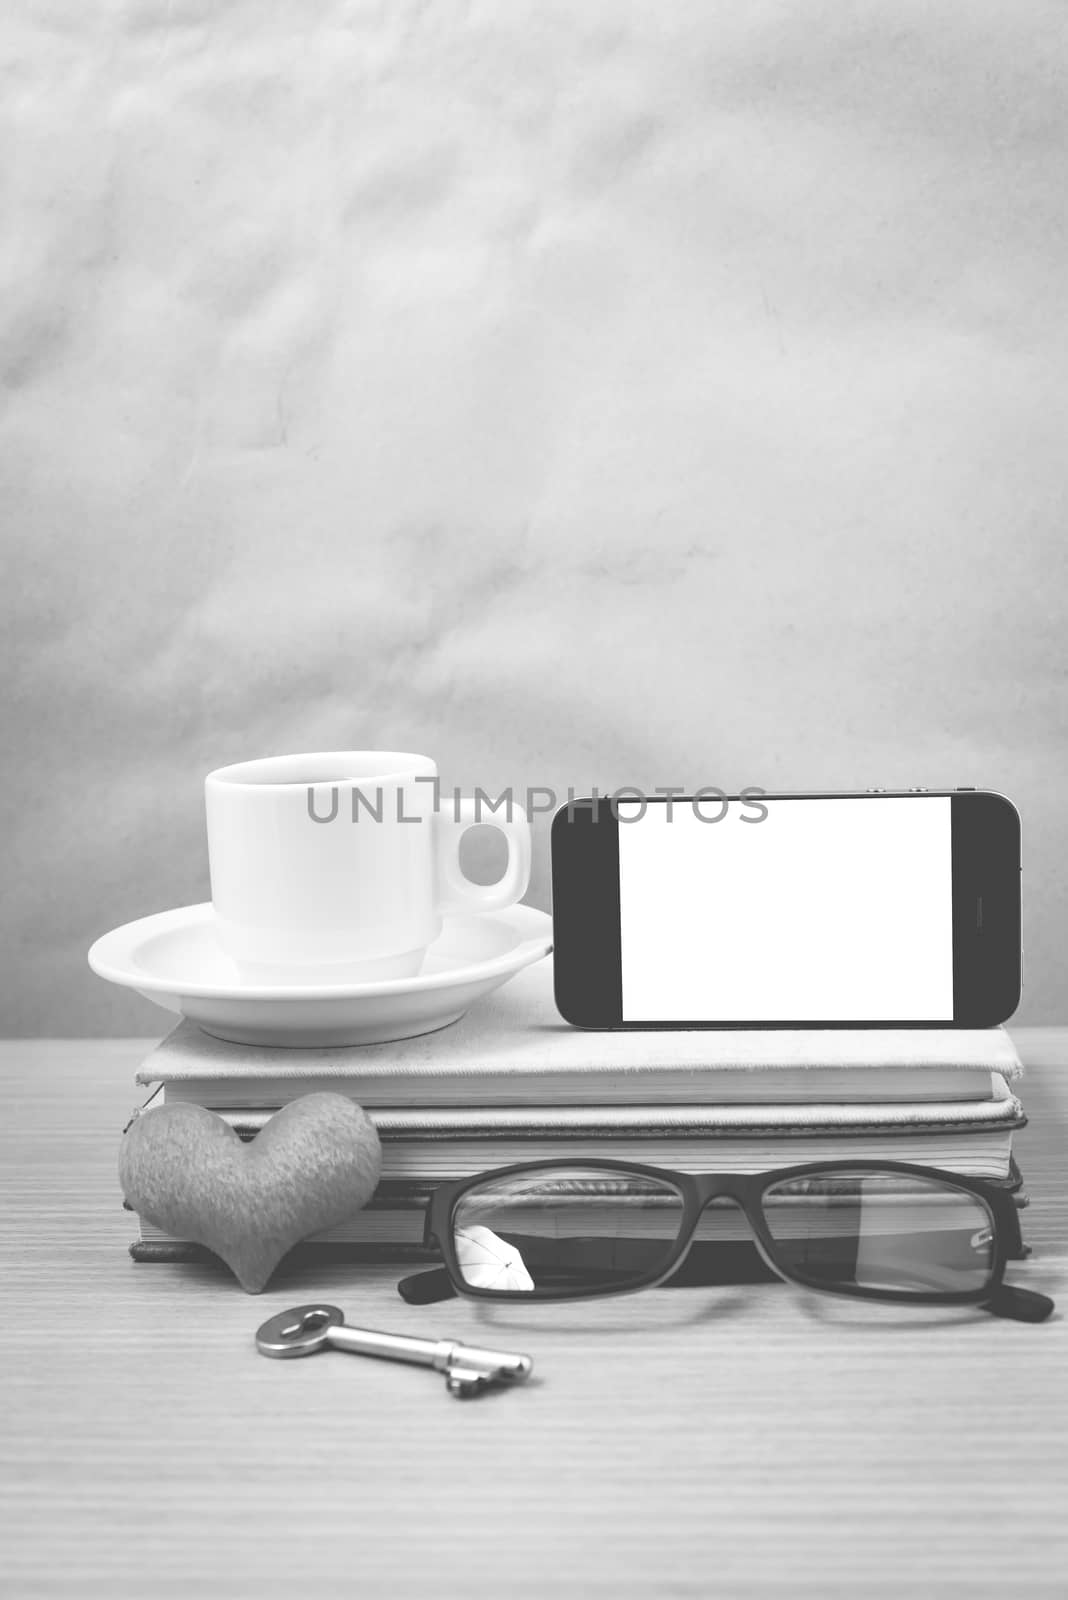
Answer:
[{"xmin": 136, "ymin": 961, "xmax": 1023, "ymax": 1109}]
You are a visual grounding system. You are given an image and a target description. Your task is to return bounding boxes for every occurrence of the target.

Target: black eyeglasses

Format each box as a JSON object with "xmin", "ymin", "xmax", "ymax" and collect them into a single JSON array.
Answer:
[{"xmin": 398, "ymin": 1159, "xmax": 1053, "ymax": 1323}]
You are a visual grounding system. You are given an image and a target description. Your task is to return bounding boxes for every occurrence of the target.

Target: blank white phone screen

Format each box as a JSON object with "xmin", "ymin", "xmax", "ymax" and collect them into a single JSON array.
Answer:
[{"xmin": 617, "ymin": 796, "xmax": 954, "ymax": 1021}]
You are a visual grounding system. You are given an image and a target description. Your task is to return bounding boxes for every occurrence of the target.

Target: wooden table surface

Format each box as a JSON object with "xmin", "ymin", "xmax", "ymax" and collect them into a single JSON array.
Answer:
[{"xmin": 2, "ymin": 1031, "xmax": 1067, "ymax": 1598}]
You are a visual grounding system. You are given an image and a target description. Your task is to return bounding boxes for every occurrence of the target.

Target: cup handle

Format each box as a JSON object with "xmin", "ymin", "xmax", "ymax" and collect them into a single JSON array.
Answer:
[{"xmin": 434, "ymin": 797, "xmax": 532, "ymax": 914}]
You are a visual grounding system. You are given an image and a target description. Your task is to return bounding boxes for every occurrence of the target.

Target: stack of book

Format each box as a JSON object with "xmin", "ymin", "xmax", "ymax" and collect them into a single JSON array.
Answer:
[{"xmin": 127, "ymin": 961, "xmax": 1029, "ymax": 1269}]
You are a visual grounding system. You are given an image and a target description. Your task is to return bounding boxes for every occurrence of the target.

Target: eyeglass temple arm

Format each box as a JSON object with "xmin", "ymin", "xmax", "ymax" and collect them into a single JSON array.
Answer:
[
  {"xmin": 398, "ymin": 1267, "xmax": 456, "ymax": 1305},
  {"xmin": 985, "ymin": 1285, "xmax": 1055, "ymax": 1323},
  {"xmin": 396, "ymin": 1270, "xmax": 1055, "ymax": 1321}
]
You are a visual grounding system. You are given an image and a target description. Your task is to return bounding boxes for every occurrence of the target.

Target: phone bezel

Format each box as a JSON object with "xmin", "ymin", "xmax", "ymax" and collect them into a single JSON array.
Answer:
[{"xmin": 550, "ymin": 790, "xmax": 1021, "ymax": 1029}]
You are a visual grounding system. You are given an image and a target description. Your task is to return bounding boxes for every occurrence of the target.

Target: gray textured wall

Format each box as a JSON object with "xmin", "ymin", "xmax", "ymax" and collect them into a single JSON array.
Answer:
[{"xmin": 3, "ymin": 1, "xmax": 1066, "ymax": 1035}]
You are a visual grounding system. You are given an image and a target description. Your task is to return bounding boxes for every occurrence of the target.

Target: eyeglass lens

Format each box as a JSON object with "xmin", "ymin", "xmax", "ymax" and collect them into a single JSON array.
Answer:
[
  {"xmin": 760, "ymin": 1171, "xmax": 997, "ymax": 1295},
  {"xmin": 451, "ymin": 1167, "xmax": 686, "ymax": 1293}
]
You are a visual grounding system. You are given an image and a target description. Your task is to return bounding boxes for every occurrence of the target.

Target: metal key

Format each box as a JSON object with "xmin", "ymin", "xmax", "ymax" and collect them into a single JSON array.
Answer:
[{"xmin": 254, "ymin": 1303, "xmax": 534, "ymax": 1399}]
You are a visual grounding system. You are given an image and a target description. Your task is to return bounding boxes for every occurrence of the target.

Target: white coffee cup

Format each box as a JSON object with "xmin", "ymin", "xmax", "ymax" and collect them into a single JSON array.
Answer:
[{"xmin": 205, "ymin": 752, "xmax": 532, "ymax": 983}]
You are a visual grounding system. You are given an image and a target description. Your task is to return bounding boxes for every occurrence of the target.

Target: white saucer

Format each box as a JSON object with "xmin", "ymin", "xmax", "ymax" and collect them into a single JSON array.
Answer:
[{"xmin": 88, "ymin": 903, "xmax": 553, "ymax": 1047}]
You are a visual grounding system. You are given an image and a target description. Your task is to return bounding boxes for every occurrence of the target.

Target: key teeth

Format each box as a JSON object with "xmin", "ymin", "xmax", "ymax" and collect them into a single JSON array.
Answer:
[{"xmin": 445, "ymin": 1366, "xmax": 492, "ymax": 1399}]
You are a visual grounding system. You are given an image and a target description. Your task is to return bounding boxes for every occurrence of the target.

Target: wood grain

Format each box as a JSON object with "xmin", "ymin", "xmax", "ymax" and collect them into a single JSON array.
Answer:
[{"xmin": 2, "ymin": 1032, "xmax": 1066, "ymax": 1598}]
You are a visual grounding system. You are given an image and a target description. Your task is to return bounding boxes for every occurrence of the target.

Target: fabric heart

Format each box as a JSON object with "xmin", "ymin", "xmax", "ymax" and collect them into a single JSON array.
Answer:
[{"xmin": 120, "ymin": 1094, "xmax": 382, "ymax": 1292}]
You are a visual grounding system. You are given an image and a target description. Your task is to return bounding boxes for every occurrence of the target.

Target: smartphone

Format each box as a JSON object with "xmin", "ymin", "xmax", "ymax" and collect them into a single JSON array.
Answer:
[{"xmin": 551, "ymin": 790, "xmax": 1021, "ymax": 1028}]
